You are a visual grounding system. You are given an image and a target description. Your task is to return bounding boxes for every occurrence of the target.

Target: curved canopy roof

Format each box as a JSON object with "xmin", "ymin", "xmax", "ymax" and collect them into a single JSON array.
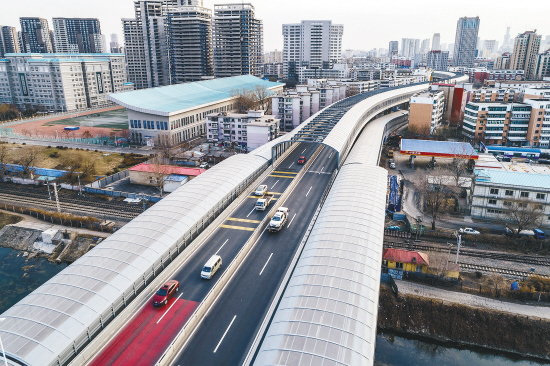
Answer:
[
  {"xmin": 107, "ymin": 75, "xmax": 284, "ymax": 116},
  {"xmin": 253, "ymin": 112, "xmax": 392, "ymax": 365}
]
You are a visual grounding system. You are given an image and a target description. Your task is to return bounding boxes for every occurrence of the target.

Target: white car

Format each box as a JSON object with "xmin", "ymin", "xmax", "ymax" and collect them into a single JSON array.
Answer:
[
  {"xmin": 199, "ymin": 162, "xmax": 210, "ymax": 169},
  {"xmin": 459, "ymin": 227, "xmax": 480, "ymax": 235},
  {"xmin": 254, "ymin": 185, "xmax": 268, "ymax": 196},
  {"xmin": 389, "ymin": 162, "xmax": 396, "ymax": 169}
]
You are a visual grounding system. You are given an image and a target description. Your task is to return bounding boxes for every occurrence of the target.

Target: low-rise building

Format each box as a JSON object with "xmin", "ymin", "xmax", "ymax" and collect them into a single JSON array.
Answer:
[
  {"xmin": 271, "ymin": 86, "xmax": 320, "ymax": 131},
  {"xmin": 462, "ymin": 98, "xmax": 550, "ymax": 147},
  {"xmin": 128, "ymin": 163, "xmax": 204, "ymax": 190},
  {"xmin": 206, "ymin": 110, "xmax": 279, "ymax": 151},
  {"xmin": 470, "ymin": 169, "xmax": 550, "ymax": 226},
  {"xmin": 470, "ymin": 87, "xmax": 516, "ymax": 102},
  {"xmin": 408, "ymin": 90, "xmax": 445, "ymax": 134},
  {"xmin": 382, "ymin": 248, "xmax": 429, "ymax": 273},
  {"xmin": 108, "ymin": 75, "xmax": 284, "ymax": 146},
  {"xmin": 246, "ymin": 118, "xmax": 280, "ymax": 151},
  {"xmin": 0, "ymin": 53, "xmax": 130, "ymax": 111}
]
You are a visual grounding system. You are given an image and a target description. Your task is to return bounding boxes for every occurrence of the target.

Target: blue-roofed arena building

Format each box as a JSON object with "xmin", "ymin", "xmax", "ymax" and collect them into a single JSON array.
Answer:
[{"xmin": 107, "ymin": 75, "xmax": 284, "ymax": 146}]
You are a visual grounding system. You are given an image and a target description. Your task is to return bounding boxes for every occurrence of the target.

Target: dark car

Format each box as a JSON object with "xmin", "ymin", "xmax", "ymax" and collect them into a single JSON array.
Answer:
[
  {"xmin": 152, "ymin": 280, "xmax": 179, "ymax": 306},
  {"xmin": 297, "ymin": 156, "xmax": 307, "ymax": 164}
]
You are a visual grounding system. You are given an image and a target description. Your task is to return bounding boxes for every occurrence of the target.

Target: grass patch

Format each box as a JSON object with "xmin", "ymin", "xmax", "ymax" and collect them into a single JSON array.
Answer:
[{"xmin": 0, "ymin": 212, "xmax": 23, "ymax": 230}]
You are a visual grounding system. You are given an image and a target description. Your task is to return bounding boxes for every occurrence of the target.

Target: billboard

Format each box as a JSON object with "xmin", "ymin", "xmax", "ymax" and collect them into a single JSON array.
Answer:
[
  {"xmin": 19, "ymin": 73, "xmax": 28, "ymax": 96},
  {"xmin": 96, "ymin": 72, "xmax": 104, "ymax": 94}
]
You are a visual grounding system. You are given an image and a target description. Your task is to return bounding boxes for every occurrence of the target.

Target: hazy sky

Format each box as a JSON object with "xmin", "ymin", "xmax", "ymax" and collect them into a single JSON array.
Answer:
[{"xmin": 1, "ymin": 0, "xmax": 549, "ymax": 52}]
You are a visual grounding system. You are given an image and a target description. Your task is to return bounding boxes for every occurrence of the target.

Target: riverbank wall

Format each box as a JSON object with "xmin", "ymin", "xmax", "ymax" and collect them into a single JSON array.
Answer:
[{"xmin": 378, "ymin": 286, "xmax": 550, "ymax": 360}]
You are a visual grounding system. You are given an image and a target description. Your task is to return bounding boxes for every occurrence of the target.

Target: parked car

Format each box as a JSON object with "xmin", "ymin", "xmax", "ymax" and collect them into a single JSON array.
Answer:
[
  {"xmin": 297, "ymin": 156, "xmax": 307, "ymax": 164},
  {"xmin": 152, "ymin": 280, "xmax": 179, "ymax": 306},
  {"xmin": 387, "ymin": 225, "xmax": 401, "ymax": 231},
  {"xmin": 388, "ymin": 159, "xmax": 394, "ymax": 164},
  {"xmin": 315, "ymin": 137, "xmax": 323, "ymax": 143},
  {"xmin": 199, "ymin": 162, "xmax": 210, "ymax": 169},
  {"xmin": 389, "ymin": 162, "xmax": 396, "ymax": 169},
  {"xmin": 459, "ymin": 227, "xmax": 480, "ymax": 235}
]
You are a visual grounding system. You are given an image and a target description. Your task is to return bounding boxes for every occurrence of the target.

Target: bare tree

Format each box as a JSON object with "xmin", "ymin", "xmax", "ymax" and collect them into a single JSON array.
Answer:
[
  {"xmin": 231, "ymin": 87, "xmax": 256, "ymax": 113},
  {"xmin": 0, "ymin": 144, "xmax": 10, "ymax": 180},
  {"xmin": 82, "ymin": 130, "xmax": 93, "ymax": 139},
  {"xmin": 501, "ymin": 198, "xmax": 545, "ymax": 237},
  {"xmin": 345, "ymin": 85, "xmax": 360, "ymax": 98},
  {"xmin": 427, "ymin": 251, "xmax": 452, "ymax": 277},
  {"xmin": 407, "ymin": 124, "xmax": 432, "ymax": 136},
  {"xmin": 13, "ymin": 146, "xmax": 41, "ymax": 178},
  {"xmin": 413, "ymin": 167, "xmax": 456, "ymax": 230},
  {"xmin": 150, "ymin": 155, "xmax": 171, "ymax": 197},
  {"xmin": 253, "ymin": 85, "xmax": 271, "ymax": 112}
]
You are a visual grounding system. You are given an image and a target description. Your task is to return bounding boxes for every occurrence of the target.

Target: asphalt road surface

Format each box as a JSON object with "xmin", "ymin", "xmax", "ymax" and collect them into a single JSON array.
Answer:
[{"xmin": 87, "ymin": 142, "xmax": 334, "ymax": 366}]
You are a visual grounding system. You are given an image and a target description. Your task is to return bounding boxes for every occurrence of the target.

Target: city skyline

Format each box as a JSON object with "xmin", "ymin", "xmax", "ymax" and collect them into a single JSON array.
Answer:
[{"xmin": 0, "ymin": 0, "xmax": 549, "ymax": 53}]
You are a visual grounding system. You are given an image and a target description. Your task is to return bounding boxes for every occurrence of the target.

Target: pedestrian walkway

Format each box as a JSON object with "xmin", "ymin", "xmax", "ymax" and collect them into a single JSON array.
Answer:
[
  {"xmin": 2, "ymin": 209, "xmax": 111, "ymax": 238},
  {"xmin": 394, "ymin": 279, "xmax": 550, "ymax": 320}
]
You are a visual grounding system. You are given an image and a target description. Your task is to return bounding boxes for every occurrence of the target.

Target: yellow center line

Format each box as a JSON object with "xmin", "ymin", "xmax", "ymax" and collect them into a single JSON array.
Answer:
[
  {"xmin": 269, "ymin": 175, "xmax": 295, "ymax": 178},
  {"xmin": 272, "ymin": 171, "xmax": 298, "ymax": 175},
  {"xmin": 227, "ymin": 217, "xmax": 261, "ymax": 224},
  {"xmin": 220, "ymin": 224, "xmax": 256, "ymax": 232}
]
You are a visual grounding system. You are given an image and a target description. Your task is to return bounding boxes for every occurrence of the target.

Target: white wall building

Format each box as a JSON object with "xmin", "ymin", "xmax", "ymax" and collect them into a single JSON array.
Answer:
[
  {"xmin": 282, "ymin": 20, "xmax": 343, "ymax": 79},
  {"xmin": 206, "ymin": 110, "xmax": 279, "ymax": 151},
  {"xmin": 0, "ymin": 53, "xmax": 130, "ymax": 111},
  {"xmin": 470, "ymin": 169, "xmax": 550, "ymax": 227}
]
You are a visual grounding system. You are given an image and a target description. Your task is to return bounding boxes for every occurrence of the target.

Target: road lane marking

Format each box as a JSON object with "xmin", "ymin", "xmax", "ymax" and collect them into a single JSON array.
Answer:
[
  {"xmin": 227, "ymin": 218, "xmax": 261, "ymax": 224},
  {"xmin": 246, "ymin": 208, "xmax": 255, "ymax": 217},
  {"xmin": 156, "ymin": 293, "xmax": 183, "ymax": 324},
  {"xmin": 306, "ymin": 186, "xmax": 312, "ymax": 197},
  {"xmin": 269, "ymin": 175, "xmax": 295, "ymax": 178},
  {"xmin": 259, "ymin": 253, "xmax": 273, "ymax": 276},
  {"xmin": 220, "ymin": 225, "xmax": 256, "ymax": 232},
  {"xmin": 272, "ymin": 171, "xmax": 297, "ymax": 175},
  {"xmin": 302, "ymin": 148, "xmax": 306, "ymax": 153},
  {"xmin": 214, "ymin": 315, "xmax": 237, "ymax": 353},
  {"xmin": 287, "ymin": 213, "xmax": 297, "ymax": 227},
  {"xmin": 319, "ymin": 167, "xmax": 324, "ymax": 174},
  {"xmin": 271, "ymin": 180, "xmax": 279, "ymax": 189},
  {"xmin": 215, "ymin": 239, "xmax": 228, "ymax": 255},
  {"xmin": 288, "ymin": 162, "xmax": 294, "ymax": 168},
  {"xmin": 329, "ymin": 152, "xmax": 332, "ymax": 159}
]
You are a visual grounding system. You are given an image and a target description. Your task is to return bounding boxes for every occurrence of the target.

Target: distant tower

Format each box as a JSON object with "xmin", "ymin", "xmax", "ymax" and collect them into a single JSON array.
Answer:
[
  {"xmin": 432, "ymin": 33, "xmax": 441, "ymax": 51},
  {"xmin": 19, "ymin": 17, "xmax": 53, "ymax": 53}
]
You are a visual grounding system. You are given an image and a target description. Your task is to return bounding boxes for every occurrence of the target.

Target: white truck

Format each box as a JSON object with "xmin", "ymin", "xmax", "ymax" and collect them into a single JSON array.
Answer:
[
  {"xmin": 254, "ymin": 185, "xmax": 268, "ymax": 196},
  {"xmin": 255, "ymin": 193, "xmax": 274, "ymax": 211},
  {"xmin": 268, "ymin": 207, "xmax": 289, "ymax": 232}
]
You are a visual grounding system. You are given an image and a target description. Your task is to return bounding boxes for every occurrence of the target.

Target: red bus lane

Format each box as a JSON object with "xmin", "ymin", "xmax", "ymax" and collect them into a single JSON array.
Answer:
[{"xmin": 90, "ymin": 297, "xmax": 199, "ymax": 366}]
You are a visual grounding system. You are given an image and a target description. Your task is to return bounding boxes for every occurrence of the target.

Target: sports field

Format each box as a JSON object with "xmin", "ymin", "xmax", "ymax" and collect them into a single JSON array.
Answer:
[{"xmin": 8, "ymin": 106, "xmax": 129, "ymax": 139}]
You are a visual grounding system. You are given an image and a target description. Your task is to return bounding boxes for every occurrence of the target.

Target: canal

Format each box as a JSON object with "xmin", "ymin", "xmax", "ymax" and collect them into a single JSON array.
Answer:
[{"xmin": 375, "ymin": 330, "xmax": 549, "ymax": 365}]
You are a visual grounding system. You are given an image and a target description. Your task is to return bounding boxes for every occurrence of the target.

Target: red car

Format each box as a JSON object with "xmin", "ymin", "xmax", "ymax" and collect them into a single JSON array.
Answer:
[
  {"xmin": 152, "ymin": 280, "xmax": 179, "ymax": 306},
  {"xmin": 297, "ymin": 156, "xmax": 306, "ymax": 164}
]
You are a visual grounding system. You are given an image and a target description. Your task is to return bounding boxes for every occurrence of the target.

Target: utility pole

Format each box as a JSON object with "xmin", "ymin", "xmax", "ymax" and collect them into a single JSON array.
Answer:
[
  {"xmin": 77, "ymin": 173, "xmax": 82, "ymax": 196},
  {"xmin": 53, "ymin": 182, "xmax": 61, "ymax": 212},
  {"xmin": 455, "ymin": 231, "xmax": 462, "ymax": 264}
]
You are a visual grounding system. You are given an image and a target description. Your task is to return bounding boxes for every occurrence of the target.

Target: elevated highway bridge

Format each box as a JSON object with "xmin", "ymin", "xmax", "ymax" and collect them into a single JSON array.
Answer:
[{"xmin": 0, "ymin": 73, "xmax": 468, "ymax": 366}]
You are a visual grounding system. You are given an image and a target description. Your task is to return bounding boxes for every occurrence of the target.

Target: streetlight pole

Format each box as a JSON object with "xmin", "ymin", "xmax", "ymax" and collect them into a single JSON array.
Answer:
[
  {"xmin": 454, "ymin": 231, "xmax": 462, "ymax": 264},
  {"xmin": 0, "ymin": 318, "xmax": 8, "ymax": 366}
]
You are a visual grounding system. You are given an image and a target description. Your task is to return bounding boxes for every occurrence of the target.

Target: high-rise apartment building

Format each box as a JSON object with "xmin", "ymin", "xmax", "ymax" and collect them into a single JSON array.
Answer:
[
  {"xmin": 426, "ymin": 50, "xmax": 449, "ymax": 71},
  {"xmin": 213, "ymin": 3, "xmax": 263, "ymax": 78},
  {"xmin": 509, "ymin": 31, "xmax": 541, "ymax": 80},
  {"xmin": 535, "ymin": 50, "xmax": 550, "ymax": 80},
  {"xmin": 420, "ymin": 39, "xmax": 430, "ymax": 54},
  {"xmin": 166, "ymin": 2, "xmax": 213, "ymax": 83},
  {"xmin": 264, "ymin": 49, "xmax": 282, "ymax": 64},
  {"xmin": 432, "ymin": 34, "xmax": 440, "ymax": 51},
  {"xmin": 52, "ymin": 18, "xmax": 103, "ymax": 53},
  {"xmin": 495, "ymin": 52, "xmax": 511, "ymax": 69},
  {"xmin": 282, "ymin": 20, "xmax": 343, "ymax": 79},
  {"xmin": 388, "ymin": 41, "xmax": 398, "ymax": 56},
  {"xmin": 482, "ymin": 40, "xmax": 497, "ymax": 57},
  {"xmin": 123, "ymin": 0, "xmax": 170, "ymax": 89},
  {"xmin": 453, "ymin": 16, "xmax": 480, "ymax": 67},
  {"xmin": 19, "ymin": 17, "xmax": 53, "ymax": 53},
  {"xmin": 400, "ymin": 38, "xmax": 420, "ymax": 58},
  {"xmin": 110, "ymin": 33, "xmax": 123, "ymax": 53},
  {"xmin": 0, "ymin": 53, "xmax": 130, "ymax": 111},
  {"xmin": 0, "ymin": 26, "xmax": 20, "ymax": 57}
]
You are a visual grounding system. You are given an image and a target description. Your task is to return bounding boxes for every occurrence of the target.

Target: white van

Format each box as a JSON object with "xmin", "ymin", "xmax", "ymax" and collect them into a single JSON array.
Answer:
[{"xmin": 201, "ymin": 255, "xmax": 222, "ymax": 279}]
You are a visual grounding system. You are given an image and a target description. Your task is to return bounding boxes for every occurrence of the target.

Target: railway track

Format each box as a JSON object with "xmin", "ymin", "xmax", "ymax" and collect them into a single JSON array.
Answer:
[
  {"xmin": 0, "ymin": 193, "xmax": 139, "ymax": 221},
  {"xmin": 457, "ymin": 262, "xmax": 550, "ymax": 278},
  {"xmin": 384, "ymin": 241, "xmax": 550, "ymax": 266}
]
